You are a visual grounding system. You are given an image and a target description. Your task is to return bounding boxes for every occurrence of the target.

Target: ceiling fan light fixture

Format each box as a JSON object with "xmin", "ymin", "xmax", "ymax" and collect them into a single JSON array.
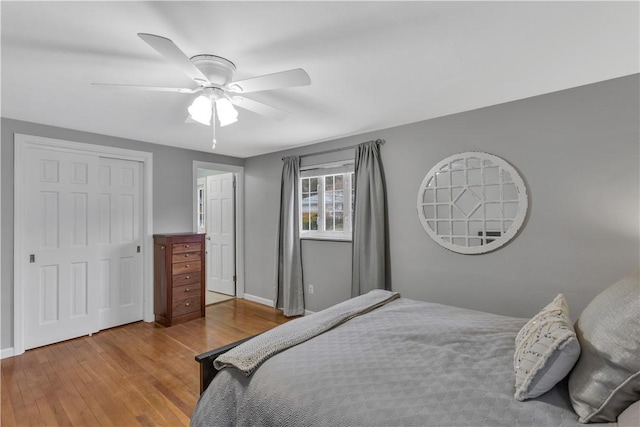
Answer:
[
  {"xmin": 188, "ymin": 95, "xmax": 212, "ymax": 125},
  {"xmin": 97, "ymin": 33, "xmax": 310, "ymax": 143},
  {"xmin": 215, "ymin": 97, "xmax": 238, "ymax": 127}
]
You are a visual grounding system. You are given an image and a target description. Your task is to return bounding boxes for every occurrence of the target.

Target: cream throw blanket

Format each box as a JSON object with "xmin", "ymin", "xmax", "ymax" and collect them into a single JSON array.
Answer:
[{"xmin": 214, "ymin": 289, "xmax": 400, "ymax": 376}]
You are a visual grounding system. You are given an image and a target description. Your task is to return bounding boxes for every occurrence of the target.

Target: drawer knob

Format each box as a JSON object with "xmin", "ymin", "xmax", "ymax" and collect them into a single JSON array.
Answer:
[
  {"xmin": 185, "ymin": 265, "xmax": 189, "ymax": 268},
  {"xmin": 185, "ymin": 302, "xmax": 190, "ymax": 306},
  {"xmin": 185, "ymin": 288, "xmax": 190, "ymax": 292},
  {"xmin": 186, "ymin": 275, "xmax": 190, "ymax": 279},
  {"xmin": 185, "ymin": 254, "xmax": 190, "ymax": 257},
  {"xmin": 185, "ymin": 244, "xmax": 190, "ymax": 248}
]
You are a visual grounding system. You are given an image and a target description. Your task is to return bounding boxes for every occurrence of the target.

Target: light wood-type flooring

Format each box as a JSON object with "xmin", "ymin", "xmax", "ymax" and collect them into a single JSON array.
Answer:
[
  {"xmin": 1, "ymin": 299, "xmax": 290, "ymax": 426},
  {"xmin": 205, "ymin": 291, "xmax": 234, "ymax": 306}
]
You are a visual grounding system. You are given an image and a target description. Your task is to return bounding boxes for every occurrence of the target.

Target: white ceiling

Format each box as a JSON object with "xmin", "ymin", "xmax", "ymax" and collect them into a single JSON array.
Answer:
[{"xmin": 2, "ymin": 1, "xmax": 638, "ymax": 158}]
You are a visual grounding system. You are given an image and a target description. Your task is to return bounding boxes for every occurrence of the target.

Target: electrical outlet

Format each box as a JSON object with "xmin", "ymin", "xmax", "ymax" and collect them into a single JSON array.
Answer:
[{"xmin": 308, "ymin": 285, "xmax": 314, "ymax": 294}]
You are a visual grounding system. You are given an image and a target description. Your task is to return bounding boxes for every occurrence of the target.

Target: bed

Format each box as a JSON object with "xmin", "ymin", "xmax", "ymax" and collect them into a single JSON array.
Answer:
[{"xmin": 191, "ymin": 272, "xmax": 639, "ymax": 426}]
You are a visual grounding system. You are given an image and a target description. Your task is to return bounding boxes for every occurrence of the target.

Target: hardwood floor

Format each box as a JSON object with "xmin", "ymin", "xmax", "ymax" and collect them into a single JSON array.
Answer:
[{"xmin": 1, "ymin": 299, "xmax": 290, "ymax": 427}]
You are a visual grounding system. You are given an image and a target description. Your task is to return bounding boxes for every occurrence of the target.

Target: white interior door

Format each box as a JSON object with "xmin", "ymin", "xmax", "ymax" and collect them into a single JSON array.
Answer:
[
  {"xmin": 206, "ymin": 173, "xmax": 235, "ymax": 296},
  {"xmin": 23, "ymin": 148, "xmax": 100, "ymax": 350},
  {"xmin": 97, "ymin": 157, "xmax": 144, "ymax": 329}
]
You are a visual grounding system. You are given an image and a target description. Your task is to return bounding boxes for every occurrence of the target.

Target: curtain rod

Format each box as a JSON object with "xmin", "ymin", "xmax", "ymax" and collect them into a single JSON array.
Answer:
[{"xmin": 282, "ymin": 138, "xmax": 385, "ymax": 161}]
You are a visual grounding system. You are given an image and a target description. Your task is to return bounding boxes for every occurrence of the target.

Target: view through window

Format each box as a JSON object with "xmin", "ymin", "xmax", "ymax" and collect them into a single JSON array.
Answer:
[{"xmin": 300, "ymin": 170, "xmax": 354, "ymax": 240}]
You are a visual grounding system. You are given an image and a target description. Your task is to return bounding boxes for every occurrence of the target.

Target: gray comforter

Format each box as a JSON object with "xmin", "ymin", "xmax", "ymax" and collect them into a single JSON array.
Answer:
[
  {"xmin": 214, "ymin": 290, "xmax": 400, "ymax": 376},
  {"xmin": 191, "ymin": 298, "xmax": 586, "ymax": 426}
]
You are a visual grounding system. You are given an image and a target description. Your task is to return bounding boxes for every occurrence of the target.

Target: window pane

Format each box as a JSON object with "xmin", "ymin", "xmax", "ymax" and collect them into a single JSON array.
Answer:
[
  {"xmin": 335, "ymin": 212, "xmax": 344, "ymax": 231},
  {"xmin": 351, "ymin": 172, "xmax": 355, "ymax": 217},
  {"xmin": 198, "ymin": 188, "xmax": 205, "ymax": 228},
  {"xmin": 301, "ymin": 176, "xmax": 318, "ymax": 231},
  {"xmin": 335, "ymin": 175, "xmax": 343, "ymax": 190},
  {"xmin": 334, "ymin": 189, "xmax": 344, "ymax": 212},
  {"xmin": 303, "ymin": 203, "xmax": 319, "ymax": 230},
  {"xmin": 325, "ymin": 176, "xmax": 333, "ymax": 191},
  {"xmin": 301, "ymin": 204, "xmax": 309, "ymax": 230},
  {"xmin": 325, "ymin": 212, "xmax": 334, "ymax": 231}
]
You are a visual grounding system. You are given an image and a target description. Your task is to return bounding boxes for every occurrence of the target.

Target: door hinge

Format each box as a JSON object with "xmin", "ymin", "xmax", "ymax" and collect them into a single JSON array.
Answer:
[
  {"xmin": 29, "ymin": 254, "xmax": 35, "ymax": 263},
  {"xmin": 233, "ymin": 275, "xmax": 237, "ymax": 282},
  {"xmin": 137, "ymin": 246, "xmax": 141, "ymax": 253}
]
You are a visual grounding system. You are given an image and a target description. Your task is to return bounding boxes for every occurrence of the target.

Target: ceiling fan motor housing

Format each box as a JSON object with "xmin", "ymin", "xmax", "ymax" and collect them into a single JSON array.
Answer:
[{"xmin": 190, "ymin": 54, "xmax": 236, "ymax": 87}]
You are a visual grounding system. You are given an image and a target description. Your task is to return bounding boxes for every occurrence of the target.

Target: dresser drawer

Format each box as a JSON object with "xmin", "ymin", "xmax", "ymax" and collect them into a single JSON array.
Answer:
[
  {"xmin": 172, "ymin": 242, "xmax": 202, "ymax": 254},
  {"xmin": 172, "ymin": 272, "xmax": 200, "ymax": 287},
  {"xmin": 171, "ymin": 251, "xmax": 201, "ymax": 264},
  {"xmin": 172, "ymin": 260, "xmax": 201, "ymax": 274},
  {"xmin": 172, "ymin": 295, "xmax": 201, "ymax": 317},
  {"xmin": 173, "ymin": 283, "xmax": 202, "ymax": 299}
]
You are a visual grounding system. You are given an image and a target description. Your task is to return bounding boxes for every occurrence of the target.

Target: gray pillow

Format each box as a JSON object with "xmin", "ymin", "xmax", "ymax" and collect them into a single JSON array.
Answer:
[{"xmin": 568, "ymin": 269, "xmax": 640, "ymax": 423}]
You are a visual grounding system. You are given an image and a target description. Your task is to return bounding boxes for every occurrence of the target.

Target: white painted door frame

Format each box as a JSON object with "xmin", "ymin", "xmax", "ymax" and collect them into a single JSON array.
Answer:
[
  {"xmin": 192, "ymin": 161, "xmax": 244, "ymax": 299},
  {"xmin": 14, "ymin": 134, "xmax": 154, "ymax": 356}
]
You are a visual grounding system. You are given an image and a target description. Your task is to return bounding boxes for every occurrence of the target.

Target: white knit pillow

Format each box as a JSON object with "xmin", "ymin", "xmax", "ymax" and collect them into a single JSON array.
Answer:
[{"xmin": 514, "ymin": 294, "xmax": 581, "ymax": 401}]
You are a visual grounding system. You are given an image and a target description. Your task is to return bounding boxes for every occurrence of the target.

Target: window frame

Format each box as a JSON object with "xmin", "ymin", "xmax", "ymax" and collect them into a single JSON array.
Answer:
[{"xmin": 299, "ymin": 163, "xmax": 354, "ymax": 241}]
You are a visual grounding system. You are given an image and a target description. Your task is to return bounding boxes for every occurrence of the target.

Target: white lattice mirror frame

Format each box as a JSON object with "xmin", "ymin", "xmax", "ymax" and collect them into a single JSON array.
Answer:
[{"xmin": 416, "ymin": 152, "xmax": 528, "ymax": 254}]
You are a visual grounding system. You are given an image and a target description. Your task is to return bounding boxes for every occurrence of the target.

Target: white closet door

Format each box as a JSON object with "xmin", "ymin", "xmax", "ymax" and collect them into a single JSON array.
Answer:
[
  {"xmin": 23, "ymin": 148, "xmax": 100, "ymax": 349},
  {"xmin": 97, "ymin": 157, "xmax": 144, "ymax": 329},
  {"xmin": 206, "ymin": 173, "xmax": 236, "ymax": 296}
]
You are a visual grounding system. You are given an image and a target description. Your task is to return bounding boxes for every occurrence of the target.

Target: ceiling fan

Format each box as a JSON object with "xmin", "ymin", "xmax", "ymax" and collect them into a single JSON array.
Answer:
[{"xmin": 93, "ymin": 33, "xmax": 311, "ymax": 149}]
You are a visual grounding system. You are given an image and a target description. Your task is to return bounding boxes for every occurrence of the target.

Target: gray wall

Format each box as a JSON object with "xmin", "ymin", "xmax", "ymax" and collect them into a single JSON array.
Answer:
[
  {"xmin": 1, "ymin": 118, "xmax": 243, "ymax": 349},
  {"xmin": 244, "ymin": 74, "xmax": 640, "ymax": 319},
  {"xmin": 3, "ymin": 75, "xmax": 638, "ymax": 349}
]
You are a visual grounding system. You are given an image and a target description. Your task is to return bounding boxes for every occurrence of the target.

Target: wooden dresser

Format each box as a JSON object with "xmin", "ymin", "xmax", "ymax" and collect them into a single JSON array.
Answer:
[{"xmin": 153, "ymin": 233, "xmax": 206, "ymax": 326}]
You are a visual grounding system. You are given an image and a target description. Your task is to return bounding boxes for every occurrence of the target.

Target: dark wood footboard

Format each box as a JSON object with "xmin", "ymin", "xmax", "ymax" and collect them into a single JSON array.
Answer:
[{"xmin": 195, "ymin": 334, "xmax": 259, "ymax": 394}]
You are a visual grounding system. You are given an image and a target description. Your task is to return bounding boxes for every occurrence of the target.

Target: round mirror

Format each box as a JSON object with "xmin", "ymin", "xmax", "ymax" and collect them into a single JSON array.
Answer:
[{"xmin": 416, "ymin": 152, "xmax": 528, "ymax": 254}]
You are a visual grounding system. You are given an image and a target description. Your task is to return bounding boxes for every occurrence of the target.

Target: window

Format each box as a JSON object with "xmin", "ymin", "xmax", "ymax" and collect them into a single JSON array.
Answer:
[
  {"xmin": 196, "ymin": 181, "xmax": 205, "ymax": 233},
  {"xmin": 300, "ymin": 164, "xmax": 354, "ymax": 240}
]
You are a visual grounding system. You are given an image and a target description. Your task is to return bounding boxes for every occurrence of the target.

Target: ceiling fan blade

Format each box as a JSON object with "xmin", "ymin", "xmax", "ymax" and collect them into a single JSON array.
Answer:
[
  {"xmin": 230, "ymin": 96, "xmax": 289, "ymax": 121},
  {"xmin": 138, "ymin": 33, "xmax": 211, "ymax": 85},
  {"xmin": 230, "ymin": 68, "xmax": 310, "ymax": 93},
  {"xmin": 92, "ymin": 83, "xmax": 202, "ymax": 94}
]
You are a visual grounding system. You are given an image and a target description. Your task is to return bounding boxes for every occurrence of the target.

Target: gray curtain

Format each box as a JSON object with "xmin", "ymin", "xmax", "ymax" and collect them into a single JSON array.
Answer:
[
  {"xmin": 275, "ymin": 156, "xmax": 304, "ymax": 316},
  {"xmin": 352, "ymin": 139, "xmax": 387, "ymax": 297}
]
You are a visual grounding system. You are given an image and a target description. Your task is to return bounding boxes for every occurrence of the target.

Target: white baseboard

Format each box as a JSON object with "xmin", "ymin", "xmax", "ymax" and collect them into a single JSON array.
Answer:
[
  {"xmin": 243, "ymin": 294, "xmax": 315, "ymax": 316},
  {"xmin": 243, "ymin": 293, "xmax": 274, "ymax": 307},
  {"xmin": 1, "ymin": 347, "xmax": 15, "ymax": 359}
]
